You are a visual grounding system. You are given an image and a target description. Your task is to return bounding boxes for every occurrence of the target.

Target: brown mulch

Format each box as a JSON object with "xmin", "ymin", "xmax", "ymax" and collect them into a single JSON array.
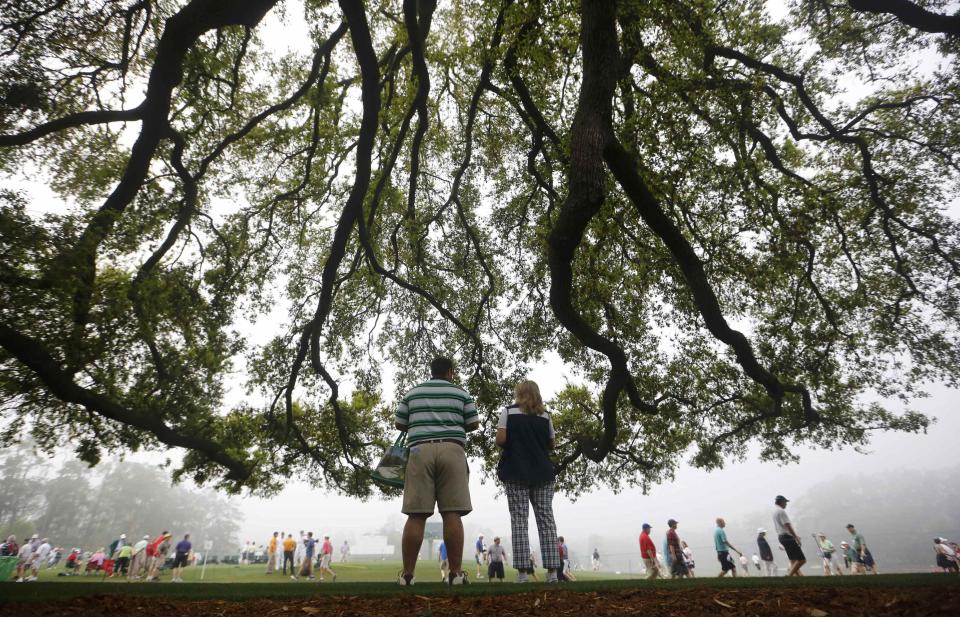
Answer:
[{"xmin": 10, "ymin": 586, "xmax": 960, "ymax": 616}]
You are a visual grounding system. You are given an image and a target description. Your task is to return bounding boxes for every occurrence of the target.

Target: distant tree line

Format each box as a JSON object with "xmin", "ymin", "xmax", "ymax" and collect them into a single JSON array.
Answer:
[{"xmin": 0, "ymin": 442, "xmax": 241, "ymax": 556}]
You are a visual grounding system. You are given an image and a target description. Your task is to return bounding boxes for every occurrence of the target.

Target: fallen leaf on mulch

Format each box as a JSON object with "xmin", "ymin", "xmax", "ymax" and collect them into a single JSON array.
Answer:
[
  {"xmin": 713, "ymin": 597, "xmax": 735, "ymax": 609},
  {"xmin": 807, "ymin": 609, "xmax": 828, "ymax": 617}
]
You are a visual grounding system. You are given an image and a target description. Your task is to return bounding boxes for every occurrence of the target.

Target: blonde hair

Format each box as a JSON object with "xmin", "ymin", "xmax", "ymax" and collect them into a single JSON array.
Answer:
[{"xmin": 514, "ymin": 380, "xmax": 546, "ymax": 415}]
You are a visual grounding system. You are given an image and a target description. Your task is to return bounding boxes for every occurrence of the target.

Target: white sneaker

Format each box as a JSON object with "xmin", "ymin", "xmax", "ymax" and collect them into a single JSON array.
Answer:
[
  {"xmin": 545, "ymin": 571, "xmax": 559, "ymax": 583},
  {"xmin": 516, "ymin": 572, "xmax": 529, "ymax": 583},
  {"xmin": 15, "ymin": 578, "xmax": 23, "ymax": 583},
  {"xmin": 27, "ymin": 576, "xmax": 38, "ymax": 582},
  {"xmin": 290, "ymin": 575, "xmax": 298, "ymax": 580},
  {"xmin": 397, "ymin": 572, "xmax": 415, "ymax": 586},
  {"xmin": 448, "ymin": 571, "xmax": 469, "ymax": 585}
]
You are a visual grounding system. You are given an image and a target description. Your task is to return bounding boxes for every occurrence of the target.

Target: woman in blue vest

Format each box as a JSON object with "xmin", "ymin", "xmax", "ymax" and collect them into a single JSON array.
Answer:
[{"xmin": 496, "ymin": 380, "xmax": 560, "ymax": 583}]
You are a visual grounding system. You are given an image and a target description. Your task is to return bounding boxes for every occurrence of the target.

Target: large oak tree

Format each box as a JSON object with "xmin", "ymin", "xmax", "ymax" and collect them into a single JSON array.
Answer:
[{"xmin": 1, "ymin": 0, "xmax": 957, "ymax": 496}]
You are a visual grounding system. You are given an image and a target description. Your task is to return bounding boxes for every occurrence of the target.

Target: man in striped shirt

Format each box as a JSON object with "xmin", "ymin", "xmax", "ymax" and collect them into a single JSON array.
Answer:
[{"xmin": 395, "ymin": 357, "xmax": 479, "ymax": 586}]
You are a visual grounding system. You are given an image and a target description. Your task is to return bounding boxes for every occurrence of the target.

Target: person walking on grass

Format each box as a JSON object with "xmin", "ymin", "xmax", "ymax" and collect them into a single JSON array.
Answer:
[
  {"xmin": 294, "ymin": 531, "xmax": 305, "ymax": 571},
  {"xmin": 681, "ymin": 541, "xmax": 696, "ymax": 577},
  {"xmin": 840, "ymin": 540, "xmax": 857, "ymax": 574},
  {"xmin": 495, "ymin": 379, "xmax": 562, "ymax": 584},
  {"xmin": 266, "ymin": 531, "xmax": 278, "ymax": 574},
  {"xmin": 772, "ymin": 495, "xmax": 805, "ymax": 576},
  {"xmin": 340, "ymin": 540, "xmax": 350, "ymax": 563},
  {"xmin": 816, "ymin": 533, "xmax": 841, "ymax": 576},
  {"xmin": 666, "ymin": 519, "xmax": 689, "ymax": 578},
  {"xmin": 395, "ymin": 356, "xmax": 479, "ymax": 586},
  {"xmin": 528, "ymin": 551, "xmax": 540, "ymax": 581},
  {"xmin": 487, "ymin": 537, "xmax": 507, "ymax": 582},
  {"xmin": 475, "ymin": 534, "xmax": 486, "ymax": 579},
  {"xmin": 846, "ymin": 524, "xmax": 878, "ymax": 574},
  {"xmin": 115, "ymin": 542, "xmax": 132, "ymax": 577},
  {"xmin": 318, "ymin": 535, "xmax": 336, "ymax": 582},
  {"xmin": 714, "ymin": 518, "xmax": 742, "ymax": 578},
  {"xmin": 129, "ymin": 534, "xmax": 150, "ymax": 579},
  {"xmin": 558, "ymin": 536, "xmax": 576, "ymax": 581},
  {"xmin": 296, "ymin": 532, "xmax": 316, "ymax": 580},
  {"xmin": 170, "ymin": 534, "xmax": 191, "ymax": 582},
  {"xmin": 14, "ymin": 535, "xmax": 36, "ymax": 582},
  {"xmin": 145, "ymin": 531, "xmax": 171, "ymax": 581},
  {"xmin": 438, "ymin": 541, "xmax": 449, "ymax": 582},
  {"xmin": 757, "ymin": 528, "xmax": 777, "ymax": 576},
  {"xmin": 282, "ymin": 533, "xmax": 296, "ymax": 576},
  {"xmin": 934, "ymin": 538, "xmax": 959, "ymax": 573},
  {"xmin": 639, "ymin": 523, "xmax": 660, "ymax": 579}
]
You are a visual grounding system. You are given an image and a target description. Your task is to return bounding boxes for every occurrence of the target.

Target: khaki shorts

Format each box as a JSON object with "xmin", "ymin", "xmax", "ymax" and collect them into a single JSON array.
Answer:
[{"xmin": 402, "ymin": 442, "xmax": 472, "ymax": 515}]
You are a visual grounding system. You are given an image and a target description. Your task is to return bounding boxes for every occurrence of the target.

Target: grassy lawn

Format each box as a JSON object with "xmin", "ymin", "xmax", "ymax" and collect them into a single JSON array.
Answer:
[{"xmin": 1, "ymin": 562, "xmax": 957, "ymax": 604}]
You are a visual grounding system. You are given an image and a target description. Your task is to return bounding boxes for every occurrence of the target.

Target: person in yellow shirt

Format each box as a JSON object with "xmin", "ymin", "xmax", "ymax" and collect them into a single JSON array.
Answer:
[
  {"xmin": 282, "ymin": 533, "xmax": 297, "ymax": 576},
  {"xmin": 266, "ymin": 531, "xmax": 279, "ymax": 574}
]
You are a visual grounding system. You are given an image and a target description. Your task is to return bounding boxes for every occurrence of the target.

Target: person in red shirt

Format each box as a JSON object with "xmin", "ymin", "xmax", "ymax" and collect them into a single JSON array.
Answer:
[
  {"xmin": 639, "ymin": 523, "xmax": 659, "ymax": 579},
  {"xmin": 145, "ymin": 531, "xmax": 171, "ymax": 581},
  {"xmin": 318, "ymin": 535, "xmax": 337, "ymax": 582}
]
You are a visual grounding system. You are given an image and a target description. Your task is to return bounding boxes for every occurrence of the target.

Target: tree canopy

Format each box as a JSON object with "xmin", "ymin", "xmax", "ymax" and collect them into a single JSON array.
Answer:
[{"xmin": 1, "ymin": 0, "xmax": 958, "ymax": 497}]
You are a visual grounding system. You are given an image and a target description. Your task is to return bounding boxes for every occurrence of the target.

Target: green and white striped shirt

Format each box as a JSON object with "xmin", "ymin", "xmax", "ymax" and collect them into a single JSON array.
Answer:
[{"xmin": 395, "ymin": 379, "xmax": 478, "ymax": 445}]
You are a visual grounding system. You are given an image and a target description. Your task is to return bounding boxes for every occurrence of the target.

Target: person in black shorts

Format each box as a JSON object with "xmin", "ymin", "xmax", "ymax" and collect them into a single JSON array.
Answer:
[
  {"xmin": 171, "ymin": 534, "xmax": 191, "ymax": 582},
  {"xmin": 772, "ymin": 495, "xmax": 805, "ymax": 576},
  {"xmin": 486, "ymin": 537, "xmax": 507, "ymax": 582}
]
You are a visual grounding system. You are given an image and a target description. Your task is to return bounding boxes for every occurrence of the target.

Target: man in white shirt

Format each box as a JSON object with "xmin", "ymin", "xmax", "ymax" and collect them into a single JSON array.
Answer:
[
  {"xmin": 15, "ymin": 537, "xmax": 35, "ymax": 582},
  {"xmin": 29, "ymin": 539, "xmax": 52, "ymax": 580},
  {"xmin": 294, "ymin": 531, "xmax": 305, "ymax": 569},
  {"xmin": 934, "ymin": 538, "xmax": 959, "ymax": 572},
  {"xmin": 772, "ymin": 495, "xmax": 805, "ymax": 576}
]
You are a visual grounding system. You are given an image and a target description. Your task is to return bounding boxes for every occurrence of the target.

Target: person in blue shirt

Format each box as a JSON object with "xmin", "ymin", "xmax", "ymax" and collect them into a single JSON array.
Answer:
[
  {"xmin": 438, "ymin": 541, "xmax": 449, "ymax": 582},
  {"xmin": 171, "ymin": 534, "xmax": 191, "ymax": 582},
  {"xmin": 474, "ymin": 535, "xmax": 486, "ymax": 579},
  {"xmin": 297, "ymin": 532, "xmax": 317, "ymax": 580},
  {"xmin": 714, "ymin": 518, "xmax": 742, "ymax": 577}
]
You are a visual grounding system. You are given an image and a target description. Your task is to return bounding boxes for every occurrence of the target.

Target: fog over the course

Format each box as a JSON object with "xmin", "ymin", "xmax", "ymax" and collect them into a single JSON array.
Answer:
[
  {"xmin": 234, "ymin": 377, "xmax": 958, "ymax": 573},
  {"xmin": 3, "ymin": 0, "xmax": 958, "ymax": 576}
]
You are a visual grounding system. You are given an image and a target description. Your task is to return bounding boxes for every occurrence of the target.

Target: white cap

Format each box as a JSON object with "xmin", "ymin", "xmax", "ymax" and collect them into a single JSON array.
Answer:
[
  {"xmin": 31, "ymin": 534, "xmax": 39, "ymax": 539},
  {"xmin": 120, "ymin": 534, "xmax": 126, "ymax": 539},
  {"xmin": 757, "ymin": 528, "xmax": 766, "ymax": 534},
  {"xmin": 144, "ymin": 534, "xmax": 150, "ymax": 539}
]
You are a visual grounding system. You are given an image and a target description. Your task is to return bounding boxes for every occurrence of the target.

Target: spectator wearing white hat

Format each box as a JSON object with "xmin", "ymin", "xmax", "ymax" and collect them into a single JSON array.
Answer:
[{"xmin": 756, "ymin": 528, "xmax": 777, "ymax": 576}]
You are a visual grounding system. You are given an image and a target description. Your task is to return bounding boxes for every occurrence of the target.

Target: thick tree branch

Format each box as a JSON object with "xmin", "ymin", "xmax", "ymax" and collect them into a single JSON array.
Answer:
[
  {"xmin": 848, "ymin": 0, "xmax": 960, "ymax": 35},
  {"xmin": 0, "ymin": 107, "xmax": 143, "ymax": 147},
  {"xmin": 0, "ymin": 321, "xmax": 251, "ymax": 481}
]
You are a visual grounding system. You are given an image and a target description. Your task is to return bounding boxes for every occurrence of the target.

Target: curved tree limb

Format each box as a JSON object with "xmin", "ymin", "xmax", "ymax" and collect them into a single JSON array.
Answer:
[
  {"xmin": 848, "ymin": 0, "xmax": 960, "ymax": 35},
  {"xmin": 0, "ymin": 321, "xmax": 251, "ymax": 481},
  {"xmin": 0, "ymin": 107, "xmax": 143, "ymax": 147},
  {"xmin": 547, "ymin": 0, "xmax": 658, "ymax": 465}
]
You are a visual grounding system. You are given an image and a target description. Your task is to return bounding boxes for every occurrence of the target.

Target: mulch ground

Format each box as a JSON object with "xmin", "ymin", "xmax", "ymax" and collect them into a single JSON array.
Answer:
[{"xmin": 10, "ymin": 585, "xmax": 960, "ymax": 617}]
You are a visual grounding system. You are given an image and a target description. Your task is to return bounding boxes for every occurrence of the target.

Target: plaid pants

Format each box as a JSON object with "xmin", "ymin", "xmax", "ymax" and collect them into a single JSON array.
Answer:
[{"xmin": 504, "ymin": 480, "xmax": 560, "ymax": 570}]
